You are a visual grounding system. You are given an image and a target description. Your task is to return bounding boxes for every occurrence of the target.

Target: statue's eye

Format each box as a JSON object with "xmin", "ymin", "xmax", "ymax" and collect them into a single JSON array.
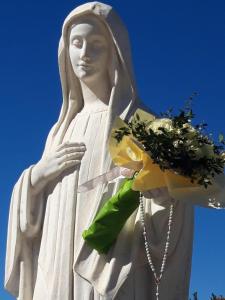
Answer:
[
  {"xmin": 72, "ymin": 38, "xmax": 82, "ymax": 48},
  {"xmin": 92, "ymin": 40, "xmax": 104, "ymax": 49},
  {"xmin": 93, "ymin": 40, "xmax": 102, "ymax": 48}
]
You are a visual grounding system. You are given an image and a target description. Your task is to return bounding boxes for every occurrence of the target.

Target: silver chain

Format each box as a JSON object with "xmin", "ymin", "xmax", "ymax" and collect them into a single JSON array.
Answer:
[{"xmin": 139, "ymin": 192, "xmax": 174, "ymax": 300}]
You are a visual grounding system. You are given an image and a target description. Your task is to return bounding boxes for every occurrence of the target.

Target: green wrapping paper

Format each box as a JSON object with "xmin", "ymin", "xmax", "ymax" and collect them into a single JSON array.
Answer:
[{"xmin": 82, "ymin": 178, "xmax": 140, "ymax": 254}]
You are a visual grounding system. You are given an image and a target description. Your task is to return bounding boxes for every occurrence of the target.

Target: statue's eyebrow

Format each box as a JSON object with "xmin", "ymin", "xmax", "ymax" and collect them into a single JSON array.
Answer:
[
  {"xmin": 70, "ymin": 33, "xmax": 81, "ymax": 39},
  {"xmin": 89, "ymin": 34, "xmax": 106, "ymax": 40},
  {"xmin": 70, "ymin": 33, "xmax": 107, "ymax": 43}
]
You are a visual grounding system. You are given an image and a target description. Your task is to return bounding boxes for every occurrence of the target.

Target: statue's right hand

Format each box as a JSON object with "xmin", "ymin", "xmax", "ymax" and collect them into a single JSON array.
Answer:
[{"xmin": 31, "ymin": 142, "xmax": 86, "ymax": 194}]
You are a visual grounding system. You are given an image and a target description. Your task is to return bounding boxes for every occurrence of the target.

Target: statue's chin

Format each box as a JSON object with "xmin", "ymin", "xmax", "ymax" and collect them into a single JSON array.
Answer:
[
  {"xmin": 78, "ymin": 71, "xmax": 92, "ymax": 78},
  {"xmin": 76, "ymin": 69, "xmax": 100, "ymax": 84}
]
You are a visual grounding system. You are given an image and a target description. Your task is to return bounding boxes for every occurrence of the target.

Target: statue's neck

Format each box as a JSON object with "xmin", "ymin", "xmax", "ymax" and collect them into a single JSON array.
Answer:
[{"xmin": 80, "ymin": 73, "xmax": 111, "ymax": 112}]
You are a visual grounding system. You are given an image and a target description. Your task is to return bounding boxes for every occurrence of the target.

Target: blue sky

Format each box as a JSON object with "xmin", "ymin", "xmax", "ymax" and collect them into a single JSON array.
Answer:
[{"xmin": 0, "ymin": 0, "xmax": 225, "ymax": 299}]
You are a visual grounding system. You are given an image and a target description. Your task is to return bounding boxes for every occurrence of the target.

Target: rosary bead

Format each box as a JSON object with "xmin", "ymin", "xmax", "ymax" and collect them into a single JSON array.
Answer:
[{"xmin": 139, "ymin": 192, "xmax": 174, "ymax": 300}]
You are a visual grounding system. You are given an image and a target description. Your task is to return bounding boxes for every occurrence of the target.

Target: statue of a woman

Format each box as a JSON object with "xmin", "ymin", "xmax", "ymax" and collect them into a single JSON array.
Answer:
[{"xmin": 4, "ymin": 2, "xmax": 225, "ymax": 300}]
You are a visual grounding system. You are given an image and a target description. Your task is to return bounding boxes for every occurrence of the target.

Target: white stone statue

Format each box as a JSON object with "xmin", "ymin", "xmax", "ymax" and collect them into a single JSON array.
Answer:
[{"xmin": 4, "ymin": 2, "xmax": 225, "ymax": 300}]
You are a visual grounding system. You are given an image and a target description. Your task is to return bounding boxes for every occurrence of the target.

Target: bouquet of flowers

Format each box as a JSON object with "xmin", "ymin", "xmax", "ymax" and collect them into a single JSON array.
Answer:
[
  {"xmin": 114, "ymin": 106, "xmax": 225, "ymax": 188},
  {"xmin": 83, "ymin": 104, "xmax": 225, "ymax": 254}
]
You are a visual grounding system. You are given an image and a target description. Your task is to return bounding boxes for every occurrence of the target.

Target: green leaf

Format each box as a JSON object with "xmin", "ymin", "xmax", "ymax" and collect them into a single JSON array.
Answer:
[{"xmin": 219, "ymin": 133, "xmax": 225, "ymax": 143}]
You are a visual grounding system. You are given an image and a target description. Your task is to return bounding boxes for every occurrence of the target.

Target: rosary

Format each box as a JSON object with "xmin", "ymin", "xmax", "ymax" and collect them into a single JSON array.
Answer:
[{"xmin": 139, "ymin": 193, "xmax": 174, "ymax": 300}]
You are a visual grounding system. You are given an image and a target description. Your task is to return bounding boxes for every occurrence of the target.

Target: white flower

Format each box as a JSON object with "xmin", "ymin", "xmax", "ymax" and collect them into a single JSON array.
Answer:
[
  {"xmin": 173, "ymin": 140, "xmax": 183, "ymax": 148},
  {"xmin": 182, "ymin": 123, "xmax": 195, "ymax": 131},
  {"xmin": 148, "ymin": 118, "xmax": 173, "ymax": 134},
  {"xmin": 182, "ymin": 123, "xmax": 197, "ymax": 139},
  {"xmin": 221, "ymin": 151, "xmax": 225, "ymax": 163},
  {"xmin": 173, "ymin": 140, "xmax": 179, "ymax": 148}
]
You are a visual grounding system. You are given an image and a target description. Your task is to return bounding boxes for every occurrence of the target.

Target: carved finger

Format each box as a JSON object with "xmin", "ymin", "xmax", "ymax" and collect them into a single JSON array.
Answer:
[
  {"xmin": 56, "ymin": 142, "xmax": 85, "ymax": 152},
  {"xmin": 60, "ymin": 160, "xmax": 80, "ymax": 171},
  {"xmin": 58, "ymin": 152, "xmax": 85, "ymax": 164},
  {"xmin": 56, "ymin": 146, "xmax": 86, "ymax": 158}
]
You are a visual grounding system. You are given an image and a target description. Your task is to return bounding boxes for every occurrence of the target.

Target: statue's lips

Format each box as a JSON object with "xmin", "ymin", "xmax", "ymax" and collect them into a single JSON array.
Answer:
[{"xmin": 77, "ymin": 63, "xmax": 91, "ymax": 70}]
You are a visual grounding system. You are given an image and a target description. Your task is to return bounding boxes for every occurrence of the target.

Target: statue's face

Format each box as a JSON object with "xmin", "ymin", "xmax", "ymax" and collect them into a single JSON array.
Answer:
[{"xmin": 69, "ymin": 17, "xmax": 110, "ymax": 82}]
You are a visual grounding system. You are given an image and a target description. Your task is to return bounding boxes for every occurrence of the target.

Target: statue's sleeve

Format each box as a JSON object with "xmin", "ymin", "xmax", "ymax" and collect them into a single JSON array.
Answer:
[
  {"xmin": 168, "ymin": 173, "xmax": 225, "ymax": 209},
  {"xmin": 4, "ymin": 123, "xmax": 57, "ymax": 298},
  {"xmin": 5, "ymin": 166, "xmax": 45, "ymax": 298}
]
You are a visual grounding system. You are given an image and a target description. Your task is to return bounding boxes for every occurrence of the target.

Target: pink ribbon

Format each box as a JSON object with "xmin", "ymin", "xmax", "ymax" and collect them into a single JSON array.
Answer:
[{"xmin": 77, "ymin": 167, "xmax": 135, "ymax": 193}]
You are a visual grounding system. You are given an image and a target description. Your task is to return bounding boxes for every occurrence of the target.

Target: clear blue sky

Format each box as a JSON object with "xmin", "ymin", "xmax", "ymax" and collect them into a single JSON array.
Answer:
[{"xmin": 0, "ymin": 0, "xmax": 225, "ymax": 299}]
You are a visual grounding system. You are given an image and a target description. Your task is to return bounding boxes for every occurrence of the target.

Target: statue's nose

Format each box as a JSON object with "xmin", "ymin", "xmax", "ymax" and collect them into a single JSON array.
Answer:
[{"xmin": 80, "ymin": 42, "xmax": 91, "ymax": 61}]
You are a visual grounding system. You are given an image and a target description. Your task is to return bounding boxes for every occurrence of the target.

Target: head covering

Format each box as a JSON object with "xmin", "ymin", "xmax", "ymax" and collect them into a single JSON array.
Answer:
[{"xmin": 47, "ymin": 1, "xmax": 139, "ymax": 154}]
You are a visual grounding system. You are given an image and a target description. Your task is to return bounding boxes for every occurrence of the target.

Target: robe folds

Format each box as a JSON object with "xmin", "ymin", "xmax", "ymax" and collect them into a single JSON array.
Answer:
[
  {"xmin": 6, "ymin": 108, "xmax": 225, "ymax": 300},
  {"xmin": 5, "ymin": 2, "xmax": 225, "ymax": 300}
]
